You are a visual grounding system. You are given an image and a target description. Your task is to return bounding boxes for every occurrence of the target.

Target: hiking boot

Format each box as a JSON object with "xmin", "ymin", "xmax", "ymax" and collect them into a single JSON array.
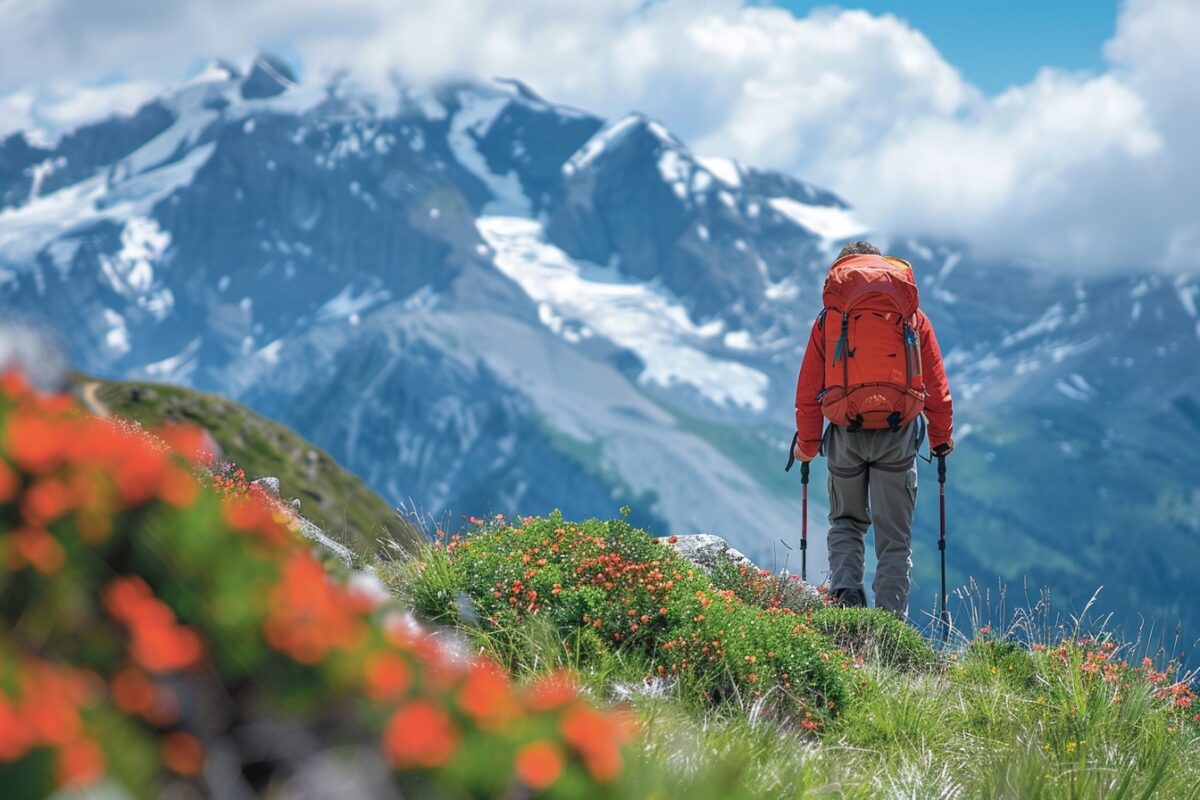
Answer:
[{"xmin": 831, "ymin": 587, "xmax": 867, "ymax": 608}]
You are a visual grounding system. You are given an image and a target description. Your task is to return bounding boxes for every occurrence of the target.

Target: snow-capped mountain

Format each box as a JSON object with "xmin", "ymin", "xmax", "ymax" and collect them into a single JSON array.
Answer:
[{"xmin": 4, "ymin": 56, "xmax": 1199, "ymax": 634}]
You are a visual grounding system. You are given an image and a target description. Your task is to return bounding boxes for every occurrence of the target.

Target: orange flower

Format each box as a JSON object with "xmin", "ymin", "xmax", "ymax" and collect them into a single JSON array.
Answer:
[
  {"xmin": 515, "ymin": 740, "xmax": 564, "ymax": 790},
  {"xmin": 56, "ymin": 738, "xmax": 105, "ymax": 788},
  {"xmin": 0, "ymin": 459, "xmax": 18, "ymax": 502},
  {"xmin": 103, "ymin": 577, "xmax": 205, "ymax": 673},
  {"xmin": 156, "ymin": 424, "xmax": 217, "ymax": 466},
  {"xmin": 560, "ymin": 703, "xmax": 625, "ymax": 782},
  {"xmin": 0, "ymin": 696, "xmax": 31, "ymax": 760},
  {"xmin": 223, "ymin": 493, "xmax": 293, "ymax": 550},
  {"xmin": 110, "ymin": 668, "xmax": 156, "ymax": 715},
  {"xmin": 457, "ymin": 661, "xmax": 519, "ymax": 730},
  {"xmin": 384, "ymin": 700, "xmax": 460, "ymax": 769},
  {"xmin": 158, "ymin": 465, "xmax": 199, "ymax": 508},
  {"xmin": 21, "ymin": 478, "xmax": 73, "ymax": 525},
  {"xmin": 161, "ymin": 731, "xmax": 205, "ymax": 776},
  {"xmin": 364, "ymin": 653, "xmax": 412, "ymax": 701},
  {"xmin": 263, "ymin": 553, "xmax": 367, "ymax": 664},
  {"xmin": 6, "ymin": 413, "xmax": 69, "ymax": 473},
  {"xmin": 7, "ymin": 527, "xmax": 66, "ymax": 574}
]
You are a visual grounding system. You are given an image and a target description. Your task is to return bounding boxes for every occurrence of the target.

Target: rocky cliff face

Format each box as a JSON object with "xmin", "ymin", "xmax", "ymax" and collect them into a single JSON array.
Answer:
[{"xmin": 3, "ymin": 56, "xmax": 1199, "ymax": 633}]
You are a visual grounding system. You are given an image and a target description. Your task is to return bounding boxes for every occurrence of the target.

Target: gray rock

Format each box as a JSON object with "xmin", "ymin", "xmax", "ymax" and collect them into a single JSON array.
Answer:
[
  {"xmin": 669, "ymin": 534, "xmax": 753, "ymax": 572},
  {"xmin": 294, "ymin": 514, "xmax": 354, "ymax": 567},
  {"xmin": 251, "ymin": 476, "xmax": 281, "ymax": 496}
]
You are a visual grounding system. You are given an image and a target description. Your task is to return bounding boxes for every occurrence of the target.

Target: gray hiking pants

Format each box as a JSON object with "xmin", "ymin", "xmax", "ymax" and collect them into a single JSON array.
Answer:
[{"xmin": 825, "ymin": 421, "xmax": 921, "ymax": 620}]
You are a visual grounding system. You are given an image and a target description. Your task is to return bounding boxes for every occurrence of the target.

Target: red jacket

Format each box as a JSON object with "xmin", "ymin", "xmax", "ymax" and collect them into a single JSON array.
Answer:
[{"xmin": 794, "ymin": 308, "xmax": 953, "ymax": 457}]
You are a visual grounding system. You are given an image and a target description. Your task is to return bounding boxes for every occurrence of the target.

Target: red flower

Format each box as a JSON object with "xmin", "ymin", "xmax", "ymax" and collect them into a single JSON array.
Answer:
[
  {"xmin": 457, "ymin": 661, "xmax": 519, "ymax": 730},
  {"xmin": 56, "ymin": 738, "xmax": 105, "ymax": 789},
  {"xmin": 161, "ymin": 731, "xmax": 205, "ymax": 776},
  {"xmin": 560, "ymin": 703, "xmax": 626, "ymax": 782},
  {"xmin": 364, "ymin": 653, "xmax": 412, "ymax": 701},
  {"xmin": 384, "ymin": 700, "xmax": 460, "ymax": 769},
  {"xmin": 516, "ymin": 740, "xmax": 564, "ymax": 790}
]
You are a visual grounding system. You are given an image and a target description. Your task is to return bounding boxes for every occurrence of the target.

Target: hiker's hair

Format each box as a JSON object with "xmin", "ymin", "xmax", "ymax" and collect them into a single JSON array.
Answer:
[{"xmin": 836, "ymin": 241, "xmax": 882, "ymax": 259}]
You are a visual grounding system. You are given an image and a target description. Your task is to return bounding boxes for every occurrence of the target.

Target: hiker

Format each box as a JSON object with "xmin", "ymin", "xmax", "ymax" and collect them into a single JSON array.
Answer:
[{"xmin": 792, "ymin": 241, "xmax": 953, "ymax": 621}]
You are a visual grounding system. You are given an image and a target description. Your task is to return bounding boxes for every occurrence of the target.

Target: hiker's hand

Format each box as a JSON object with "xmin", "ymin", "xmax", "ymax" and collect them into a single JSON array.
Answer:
[
  {"xmin": 793, "ymin": 441, "xmax": 816, "ymax": 463},
  {"xmin": 932, "ymin": 440, "xmax": 954, "ymax": 458}
]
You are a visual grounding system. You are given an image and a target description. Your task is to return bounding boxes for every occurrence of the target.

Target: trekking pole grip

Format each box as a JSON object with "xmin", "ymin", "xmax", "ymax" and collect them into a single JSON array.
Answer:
[
  {"xmin": 937, "ymin": 454, "xmax": 946, "ymax": 484},
  {"xmin": 800, "ymin": 461, "xmax": 809, "ymax": 484}
]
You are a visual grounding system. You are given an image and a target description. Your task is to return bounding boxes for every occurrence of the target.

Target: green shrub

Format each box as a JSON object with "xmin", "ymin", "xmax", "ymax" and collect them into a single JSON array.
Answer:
[
  {"xmin": 808, "ymin": 607, "xmax": 935, "ymax": 669},
  {"xmin": 394, "ymin": 512, "xmax": 847, "ymax": 720},
  {"xmin": 707, "ymin": 556, "xmax": 826, "ymax": 615}
]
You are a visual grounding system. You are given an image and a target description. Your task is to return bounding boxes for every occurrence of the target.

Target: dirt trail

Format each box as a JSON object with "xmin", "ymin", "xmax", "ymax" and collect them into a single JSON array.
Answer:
[{"xmin": 80, "ymin": 381, "xmax": 110, "ymax": 417}]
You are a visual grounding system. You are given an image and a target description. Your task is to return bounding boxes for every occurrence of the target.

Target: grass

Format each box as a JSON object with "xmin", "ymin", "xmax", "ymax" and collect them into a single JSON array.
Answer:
[
  {"xmin": 380, "ymin": 513, "xmax": 1200, "ymax": 799},
  {"xmin": 75, "ymin": 374, "xmax": 423, "ymax": 557}
]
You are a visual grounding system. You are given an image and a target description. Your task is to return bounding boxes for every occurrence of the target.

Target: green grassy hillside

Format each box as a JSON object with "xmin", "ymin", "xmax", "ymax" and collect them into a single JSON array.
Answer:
[
  {"xmin": 74, "ymin": 375, "xmax": 423, "ymax": 556},
  {"xmin": 382, "ymin": 513, "xmax": 1200, "ymax": 798}
]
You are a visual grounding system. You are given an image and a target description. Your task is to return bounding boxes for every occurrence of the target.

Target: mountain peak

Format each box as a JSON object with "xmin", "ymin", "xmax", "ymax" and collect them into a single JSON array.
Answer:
[{"xmin": 241, "ymin": 53, "xmax": 297, "ymax": 100}]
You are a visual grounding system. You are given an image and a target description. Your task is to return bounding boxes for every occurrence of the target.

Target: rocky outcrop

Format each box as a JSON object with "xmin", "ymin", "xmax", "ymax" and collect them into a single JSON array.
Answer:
[{"xmin": 668, "ymin": 533, "xmax": 754, "ymax": 572}]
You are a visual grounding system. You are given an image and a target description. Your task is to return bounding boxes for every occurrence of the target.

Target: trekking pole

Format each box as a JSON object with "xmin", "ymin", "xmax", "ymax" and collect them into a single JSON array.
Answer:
[
  {"xmin": 784, "ymin": 433, "xmax": 808, "ymax": 582},
  {"xmin": 938, "ymin": 454, "xmax": 950, "ymax": 644},
  {"xmin": 800, "ymin": 460, "xmax": 809, "ymax": 582}
]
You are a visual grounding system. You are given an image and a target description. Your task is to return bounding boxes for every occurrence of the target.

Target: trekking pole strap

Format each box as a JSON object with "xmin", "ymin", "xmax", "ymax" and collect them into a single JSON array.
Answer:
[{"xmin": 785, "ymin": 432, "xmax": 798, "ymax": 472}]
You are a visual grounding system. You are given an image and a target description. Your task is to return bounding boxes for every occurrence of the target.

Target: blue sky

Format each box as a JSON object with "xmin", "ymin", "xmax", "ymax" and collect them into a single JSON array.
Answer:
[{"xmin": 774, "ymin": 1, "xmax": 1120, "ymax": 93}]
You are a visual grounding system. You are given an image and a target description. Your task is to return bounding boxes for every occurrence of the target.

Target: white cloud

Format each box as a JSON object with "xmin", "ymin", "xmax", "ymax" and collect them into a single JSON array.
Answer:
[{"xmin": 0, "ymin": 0, "xmax": 1196, "ymax": 271}]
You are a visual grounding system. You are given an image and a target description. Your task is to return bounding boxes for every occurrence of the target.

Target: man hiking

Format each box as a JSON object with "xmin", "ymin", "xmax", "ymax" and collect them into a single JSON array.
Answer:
[{"xmin": 792, "ymin": 241, "xmax": 953, "ymax": 621}]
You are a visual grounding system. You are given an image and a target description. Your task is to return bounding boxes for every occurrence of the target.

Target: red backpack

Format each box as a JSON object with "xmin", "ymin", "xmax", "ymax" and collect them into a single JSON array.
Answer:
[{"xmin": 819, "ymin": 254, "xmax": 927, "ymax": 431}]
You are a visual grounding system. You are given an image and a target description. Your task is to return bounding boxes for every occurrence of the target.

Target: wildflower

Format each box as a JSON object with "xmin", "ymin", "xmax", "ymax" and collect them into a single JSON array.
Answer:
[
  {"xmin": 561, "ymin": 704, "xmax": 624, "ymax": 782},
  {"xmin": 364, "ymin": 653, "xmax": 412, "ymax": 701},
  {"xmin": 515, "ymin": 740, "xmax": 564, "ymax": 790},
  {"xmin": 103, "ymin": 577, "xmax": 204, "ymax": 673},
  {"xmin": 161, "ymin": 731, "xmax": 205, "ymax": 776},
  {"xmin": 458, "ymin": 661, "xmax": 519, "ymax": 729},
  {"xmin": 110, "ymin": 668, "xmax": 156, "ymax": 715},
  {"xmin": 263, "ymin": 553, "xmax": 367, "ymax": 664},
  {"xmin": 7, "ymin": 527, "xmax": 66, "ymax": 575},
  {"xmin": 385, "ymin": 700, "xmax": 460, "ymax": 769},
  {"xmin": 56, "ymin": 738, "xmax": 105, "ymax": 789}
]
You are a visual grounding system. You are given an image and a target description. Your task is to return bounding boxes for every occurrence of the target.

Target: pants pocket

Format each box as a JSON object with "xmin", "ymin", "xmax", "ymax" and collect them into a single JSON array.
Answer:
[{"xmin": 905, "ymin": 467, "xmax": 918, "ymax": 504}]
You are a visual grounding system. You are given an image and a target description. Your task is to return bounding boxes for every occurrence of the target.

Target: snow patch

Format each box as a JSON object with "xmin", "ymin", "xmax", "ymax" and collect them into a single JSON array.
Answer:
[
  {"xmin": 1174, "ymin": 276, "xmax": 1198, "ymax": 319},
  {"xmin": 478, "ymin": 216, "xmax": 769, "ymax": 411},
  {"xmin": 697, "ymin": 156, "xmax": 741, "ymax": 187},
  {"xmin": 1055, "ymin": 373, "xmax": 1095, "ymax": 401},
  {"xmin": 447, "ymin": 91, "xmax": 530, "ymax": 215},
  {"xmin": 657, "ymin": 149, "xmax": 692, "ymax": 201},
  {"xmin": 1002, "ymin": 304, "xmax": 1065, "ymax": 348},
  {"xmin": 316, "ymin": 285, "xmax": 391, "ymax": 322},
  {"xmin": 767, "ymin": 197, "xmax": 868, "ymax": 242},
  {"xmin": 98, "ymin": 217, "xmax": 175, "ymax": 321},
  {"xmin": 566, "ymin": 115, "xmax": 641, "ymax": 172}
]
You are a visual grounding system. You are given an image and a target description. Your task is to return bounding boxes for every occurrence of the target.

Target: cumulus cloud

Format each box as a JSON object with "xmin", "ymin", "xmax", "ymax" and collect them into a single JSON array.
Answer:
[{"xmin": 0, "ymin": 0, "xmax": 1196, "ymax": 271}]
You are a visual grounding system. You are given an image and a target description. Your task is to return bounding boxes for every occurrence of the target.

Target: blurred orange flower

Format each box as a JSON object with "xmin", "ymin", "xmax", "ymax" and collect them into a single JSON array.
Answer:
[
  {"xmin": 384, "ymin": 700, "xmax": 460, "ymax": 769},
  {"xmin": 515, "ymin": 740, "xmax": 564, "ymax": 789}
]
